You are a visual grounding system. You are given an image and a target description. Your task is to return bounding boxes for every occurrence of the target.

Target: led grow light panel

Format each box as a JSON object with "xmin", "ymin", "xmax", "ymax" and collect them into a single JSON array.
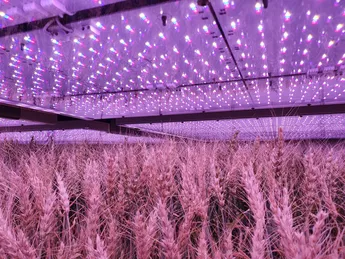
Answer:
[
  {"xmin": 127, "ymin": 114, "xmax": 345, "ymax": 140},
  {"xmin": 0, "ymin": 0, "xmax": 344, "ymax": 122},
  {"xmin": 214, "ymin": 0, "xmax": 345, "ymax": 77},
  {"xmin": 247, "ymin": 74, "xmax": 345, "ymax": 107},
  {"xmin": 0, "ymin": 129, "xmax": 159, "ymax": 143},
  {"xmin": 43, "ymin": 80, "xmax": 251, "ymax": 118},
  {"xmin": 0, "ymin": 0, "xmax": 239, "ymax": 117},
  {"xmin": 42, "ymin": 73, "xmax": 345, "ymax": 119}
]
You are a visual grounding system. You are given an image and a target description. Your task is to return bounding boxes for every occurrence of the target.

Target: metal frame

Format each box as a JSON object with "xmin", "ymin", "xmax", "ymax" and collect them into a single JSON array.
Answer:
[
  {"xmin": 207, "ymin": 1, "xmax": 253, "ymax": 104},
  {"xmin": 55, "ymin": 73, "xmax": 307, "ymax": 99},
  {"xmin": 0, "ymin": 118, "xmax": 166, "ymax": 138},
  {"xmin": 111, "ymin": 103, "xmax": 345, "ymax": 125},
  {"xmin": 0, "ymin": 104, "xmax": 174, "ymax": 138},
  {"xmin": 0, "ymin": 104, "xmax": 58, "ymax": 123},
  {"xmin": 0, "ymin": 102, "xmax": 345, "ymax": 139},
  {"xmin": 0, "ymin": 120, "xmax": 109, "ymax": 132}
]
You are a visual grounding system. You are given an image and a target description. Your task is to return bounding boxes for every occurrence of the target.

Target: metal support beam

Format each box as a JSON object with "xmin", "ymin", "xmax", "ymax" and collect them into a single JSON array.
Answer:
[
  {"xmin": 57, "ymin": 72, "xmax": 306, "ymax": 98},
  {"xmin": 0, "ymin": 103, "xmax": 170, "ymax": 138},
  {"xmin": 0, "ymin": 118, "xmax": 168, "ymax": 139},
  {"xmin": 112, "ymin": 103, "xmax": 345, "ymax": 125},
  {"xmin": 110, "ymin": 120, "xmax": 178, "ymax": 138},
  {"xmin": 2, "ymin": 103, "xmax": 345, "ymax": 140},
  {"xmin": 0, "ymin": 120, "xmax": 109, "ymax": 133},
  {"xmin": 0, "ymin": 104, "xmax": 58, "ymax": 124},
  {"xmin": 0, "ymin": 105, "xmax": 20, "ymax": 120},
  {"xmin": 207, "ymin": 1, "xmax": 254, "ymax": 104}
]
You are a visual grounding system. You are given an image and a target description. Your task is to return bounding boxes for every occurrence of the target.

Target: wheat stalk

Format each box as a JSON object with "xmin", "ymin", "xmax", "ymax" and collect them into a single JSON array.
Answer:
[
  {"xmin": 157, "ymin": 199, "xmax": 181, "ymax": 259},
  {"xmin": 0, "ymin": 139, "xmax": 343, "ymax": 258}
]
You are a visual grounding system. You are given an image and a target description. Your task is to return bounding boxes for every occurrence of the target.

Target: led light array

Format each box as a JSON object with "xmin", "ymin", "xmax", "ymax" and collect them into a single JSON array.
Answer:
[
  {"xmin": 127, "ymin": 114, "xmax": 345, "ymax": 140},
  {"xmin": 217, "ymin": 0, "xmax": 344, "ymax": 77},
  {"xmin": 0, "ymin": 1, "xmax": 236, "ymax": 106},
  {"xmin": 40, "ymin": 74, "xmax": 343, "ymax": 119},
  {"xmin": 0, "ymin": 0, "xmax": 343, "ymax": 122},
  {"xmin": 0, "ymin": 73, "xmax": 341, "ymax": 119},
  {"xmin": 0, "ymin": 64, "xmax": 344, "ymax": 119},
  {"xmin": 0, "ymin": 129, "xmax": 159, "ymax": 143}
]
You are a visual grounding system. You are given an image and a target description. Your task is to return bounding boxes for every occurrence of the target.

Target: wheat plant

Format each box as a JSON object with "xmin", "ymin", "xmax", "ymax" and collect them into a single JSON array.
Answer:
[{"xmin": 0, "ymin": 134, "xmax": 344, "ymax": 258}]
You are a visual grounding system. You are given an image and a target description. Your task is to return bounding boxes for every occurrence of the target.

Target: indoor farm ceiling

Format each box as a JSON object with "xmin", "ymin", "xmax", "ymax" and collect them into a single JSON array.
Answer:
[{"xmin": 0, "ymin": 0, "xmax": 344, "ymax": 141}]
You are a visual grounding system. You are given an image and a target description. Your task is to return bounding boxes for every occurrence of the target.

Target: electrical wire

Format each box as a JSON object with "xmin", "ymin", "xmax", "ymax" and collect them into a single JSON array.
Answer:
[
  {"xmin": 55, "ymin": 17, "xmax": 73, "ymax": 33},
  {"xmin": 43, "ymin": 19, "xmax": 56, "ymax": 32}
]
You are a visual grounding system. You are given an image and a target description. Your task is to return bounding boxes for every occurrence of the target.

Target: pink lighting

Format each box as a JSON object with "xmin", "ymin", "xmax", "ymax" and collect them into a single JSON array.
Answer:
[
  {"xmin": 307, "ymin": 34, "xmax": 313, "ymax": 42},
  {"xmin": 255, "ymin": 2, "xmax": 262, "ymax": 13},
  {"xmin": 336, "ymin": 23, "xmax": 343, "ymax": 32},
  {"xmin": 0, "ymin": 0, "xmax": 341, "ymax": 142},
  {"xmin": 284, "ymin": 10, "xmax": 291, "ymax": 21},
  {"xmin": 312, "ymin": 14, "xmax": 320, "ymax": 24},
  {"xmin": 0, "ymin": 11, "xmax": 13, "ymax": 20}
]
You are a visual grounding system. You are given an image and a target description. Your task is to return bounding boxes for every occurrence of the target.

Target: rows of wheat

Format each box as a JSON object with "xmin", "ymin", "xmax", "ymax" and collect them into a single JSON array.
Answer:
[{"xmin": 0, "ymin": 133, "xmax": 344, "ymax": 258}]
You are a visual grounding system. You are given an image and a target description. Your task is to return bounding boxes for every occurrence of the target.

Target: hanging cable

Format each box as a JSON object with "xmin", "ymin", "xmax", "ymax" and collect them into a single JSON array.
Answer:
[
  {"xmin": 55, "ymin": 17, "xmax": 73, "ymax": 33},
  {"xmin": 43, "ymin": 19, "xmax": 56, "ymax": 32}
]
